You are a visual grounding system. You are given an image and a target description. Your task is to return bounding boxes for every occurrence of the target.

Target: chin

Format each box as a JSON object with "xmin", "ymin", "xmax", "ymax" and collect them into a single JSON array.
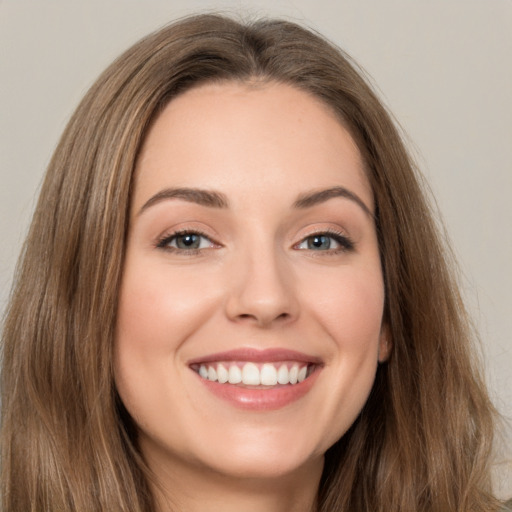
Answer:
[
  {"xmin": 191, "ymin": 423, "xmax": 329, "ymax": 481},
  {"xmin": 196, "ymin": 447, "xmax": 324, "ymax": 482},
  {"xmin": 139, "ymin": 423, "xmax": 326, "ymax": 484}
]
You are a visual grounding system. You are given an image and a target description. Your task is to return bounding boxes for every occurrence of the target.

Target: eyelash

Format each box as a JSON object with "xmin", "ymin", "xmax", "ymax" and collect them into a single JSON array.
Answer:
[
  {"xmin": 156, "ymin": 229, "xmax": 355, "ymax": 255},
  {"xmin": 295, "ymin": 230, "xmax": 355, "ymax": 254},
  {"xmin": 156, "ymin": 230, "xmax": 217, "ymax": 254}
]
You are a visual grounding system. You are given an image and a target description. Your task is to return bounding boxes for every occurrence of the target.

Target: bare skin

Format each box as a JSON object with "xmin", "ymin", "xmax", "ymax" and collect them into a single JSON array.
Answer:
[
  {"xmin": 150, "ymin": 452, "xmax": 322, "ymax": 512},
  {"xmin": 115, "ymin": 81, "xmax": 389, "ymax": 511}
]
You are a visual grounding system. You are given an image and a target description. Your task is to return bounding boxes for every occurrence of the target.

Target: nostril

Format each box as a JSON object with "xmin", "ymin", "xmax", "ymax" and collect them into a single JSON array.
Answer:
[{"xmin": 234, "ymin": 311, "xmax": 292, "ymax": 326}]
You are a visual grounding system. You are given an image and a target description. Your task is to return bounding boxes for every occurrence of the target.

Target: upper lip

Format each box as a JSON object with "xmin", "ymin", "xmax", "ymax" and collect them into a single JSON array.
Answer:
[{"xmin": 188, "ymin": 348, "xmax": 323, "ymax": 366}]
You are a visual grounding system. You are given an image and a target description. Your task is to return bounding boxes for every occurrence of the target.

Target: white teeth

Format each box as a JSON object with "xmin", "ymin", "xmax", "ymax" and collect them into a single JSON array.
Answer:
[
  {"xmin": 217, "ymin": 363, "xmax": 228, "ymax": 383},
  {"xmin": 197, "ymin": 361, "xmax": 313, "ymax": 387},
  {"xmin": 207, "ymin": 366, "xmax": 217, "ymax": 382},
  {"xmin": 228, "ymin": 365, "xmax": 242, "ymax": 384},
  {"xmin": 242, "ymin": 362, "xmax": 260, "ymax": 385},
  {"xmin": 199, "ymin": 365, "xmax": 208, "ymax": 379},
  {"xmin": 289, "ymin": 365, "xmax": 299, "ymax": 384},
  {"xmin": 260, "ymin": 363, "xmax": 278, "ymax": 386},
  {"xmin": 277, "ymin": 364, "xmax": 289, "ymax": 384}
]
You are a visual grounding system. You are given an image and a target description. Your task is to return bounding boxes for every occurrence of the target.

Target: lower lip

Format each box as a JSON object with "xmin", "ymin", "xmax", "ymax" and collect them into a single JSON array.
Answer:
[{"xmin": 196, "ymin": 369, "xmax": 321, "ymax": 411}]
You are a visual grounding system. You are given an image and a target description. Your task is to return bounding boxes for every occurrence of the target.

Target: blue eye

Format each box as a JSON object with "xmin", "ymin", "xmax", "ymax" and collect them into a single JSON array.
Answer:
[
  {"xmin": 296, "ymin": 232, "xmax": 353, "ymax": 252},
  {"xmin": 157, "ymin": 231, "xmax": 214, "ymax": 251},
  {"xmin": 303, "ymin": 235, "xmax": 332, "ymax": 250}
]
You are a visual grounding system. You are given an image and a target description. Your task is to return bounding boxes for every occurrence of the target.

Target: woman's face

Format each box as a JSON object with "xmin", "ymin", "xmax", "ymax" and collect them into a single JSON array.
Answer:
[{"xmin": 115, "ymin": 81, "xmax": 389, "ymax": 482}]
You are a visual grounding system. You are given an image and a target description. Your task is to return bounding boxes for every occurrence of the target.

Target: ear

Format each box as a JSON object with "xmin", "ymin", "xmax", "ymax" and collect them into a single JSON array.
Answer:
[{"xmin": 377, "ymin": 324, "xmax": 392, "ymax": 363}]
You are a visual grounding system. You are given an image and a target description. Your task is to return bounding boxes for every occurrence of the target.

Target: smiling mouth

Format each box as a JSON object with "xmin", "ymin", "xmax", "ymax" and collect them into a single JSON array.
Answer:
[
  {"xmin": 188, "ymin": 349, "xmax": 323, "ymax": 409},
  {"xmin": 191, "ymin": 361, "xmax": 317, "ymax": 387}
]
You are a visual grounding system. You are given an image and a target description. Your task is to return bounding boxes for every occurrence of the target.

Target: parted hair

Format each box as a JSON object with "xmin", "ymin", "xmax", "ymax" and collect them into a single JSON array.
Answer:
[{"xmin": 1, "ymin": 13, "xmax": 501, "ymax": 512}]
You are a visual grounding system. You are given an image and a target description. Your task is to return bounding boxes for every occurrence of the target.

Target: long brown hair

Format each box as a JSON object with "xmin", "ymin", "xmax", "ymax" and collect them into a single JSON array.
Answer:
[{"xmin": 1, "ymin": 13, "xmax": 502, "ymax": 511}]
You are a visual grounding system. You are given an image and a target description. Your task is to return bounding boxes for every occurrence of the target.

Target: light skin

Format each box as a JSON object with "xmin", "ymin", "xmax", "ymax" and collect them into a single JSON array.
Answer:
[{"xmin": 115, "ymin": 81, "xmax": 390, "ymax": 512}]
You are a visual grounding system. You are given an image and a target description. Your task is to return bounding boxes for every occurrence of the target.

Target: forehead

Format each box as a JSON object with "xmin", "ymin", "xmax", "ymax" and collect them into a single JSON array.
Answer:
[{"xmin": 133, "ymin": 81, "xmax": 372, "ymax": 212}]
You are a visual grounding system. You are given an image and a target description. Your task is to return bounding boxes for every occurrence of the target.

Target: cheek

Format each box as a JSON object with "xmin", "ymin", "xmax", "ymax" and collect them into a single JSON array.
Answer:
[
  {"xmin": 300, "ymin": 266, "xmax": 385, "ymax": 444},
  {"xmin": 113, "ymin": 262, "xmax": 221, "ymax": 440},
  {"xmin": 113, "ymin": 260, "xmax": 222, "ymax": 418},
  {"xmin": 307, "ymin": 266, "xmax": 385, "ymax": 351},
  {"xmin": 116, "ymin": 260, "xmax": 221, "ymax": 356}
]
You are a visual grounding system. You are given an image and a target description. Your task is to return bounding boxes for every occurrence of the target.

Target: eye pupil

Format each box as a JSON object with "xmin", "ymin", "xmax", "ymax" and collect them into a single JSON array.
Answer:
[
  {"xmin": 177, "ymin": 234, "xmax": 200, "ymax": 249},
  {"xmin": 308, "ymin": 235, "xmax": 331, "ymax": 250}
]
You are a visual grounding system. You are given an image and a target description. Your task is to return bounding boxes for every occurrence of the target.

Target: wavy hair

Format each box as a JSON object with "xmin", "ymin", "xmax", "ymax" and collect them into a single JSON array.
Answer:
[{"xmin": 1, "ymin": 13, "xmax": 502, "ymax": 511}]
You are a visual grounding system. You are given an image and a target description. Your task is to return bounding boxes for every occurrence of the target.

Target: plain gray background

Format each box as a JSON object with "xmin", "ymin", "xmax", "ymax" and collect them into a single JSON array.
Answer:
[{"xmin": 1, "ymin": 0, "xmax": 511, "ymax": 496}]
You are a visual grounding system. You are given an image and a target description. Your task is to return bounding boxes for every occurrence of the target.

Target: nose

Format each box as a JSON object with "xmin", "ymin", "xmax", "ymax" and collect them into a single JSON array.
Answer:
[{"xmin": 224, "ymin": 248, "xmax": 299, "ymax": 328}]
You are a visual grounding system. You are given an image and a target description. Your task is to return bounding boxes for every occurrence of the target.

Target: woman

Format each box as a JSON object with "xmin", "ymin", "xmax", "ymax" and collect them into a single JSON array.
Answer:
[{"xmin": 0, "ymin": 13, "xmax": 506, "ymax": 512}]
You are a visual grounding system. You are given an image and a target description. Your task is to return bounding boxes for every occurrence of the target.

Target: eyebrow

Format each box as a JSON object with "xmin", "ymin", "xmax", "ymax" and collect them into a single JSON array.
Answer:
[
  {"xmin": 293, "ymin": 186, "xmax": 373, "ymax": 217},
  {"xmin": 138, "ymin": 185, "xmax": 373, "ymax": 217},
  {"xmin": 138, "ymin": 187, "xmax": 229, "ymax": 215}
]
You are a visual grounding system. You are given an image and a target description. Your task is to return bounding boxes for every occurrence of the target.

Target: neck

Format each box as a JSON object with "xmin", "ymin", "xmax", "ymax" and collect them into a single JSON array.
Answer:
[{"xmin": 149, "ymin": 454, "xmax": 324, "ymax": 512}]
